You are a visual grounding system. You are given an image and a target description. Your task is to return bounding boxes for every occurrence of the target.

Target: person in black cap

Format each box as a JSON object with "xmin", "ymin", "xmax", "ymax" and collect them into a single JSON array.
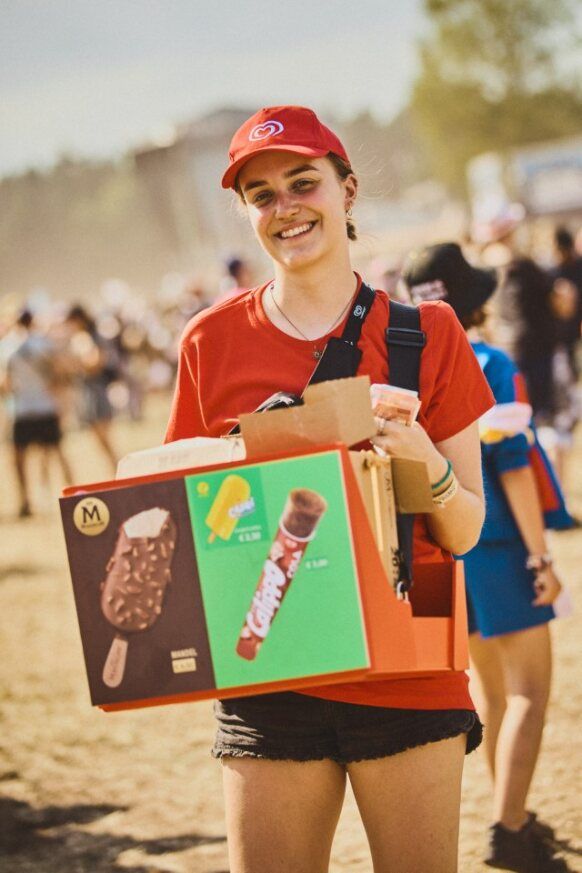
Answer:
[
  {"xmin": 403, "ymin": 242, "xmax": 497, "ymax": 318},
  {"xmin": 403, "ymin": 243, "xmax": 572, "ymax": 873}
]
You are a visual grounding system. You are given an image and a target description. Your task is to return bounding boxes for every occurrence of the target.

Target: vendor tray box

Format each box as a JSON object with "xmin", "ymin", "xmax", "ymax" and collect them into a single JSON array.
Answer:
[{"xmin": 60, "ymin": 378, "xmax": 468, "ymax": 711}]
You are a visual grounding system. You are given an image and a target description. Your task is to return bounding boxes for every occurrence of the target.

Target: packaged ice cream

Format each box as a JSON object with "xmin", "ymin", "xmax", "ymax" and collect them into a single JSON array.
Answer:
[
  {"xmin": 116, "ymin": 436, "xmax": 245, "ymax": 479},
  {"xmin": 101, "ymin": 507, "xmax": 176, "ymax": 687},
  {"xmin": 205, "ymin": 474, "xmax": 251, "ymax": 543},
  {"xmin": 478, "ymin": 401, "xmax": 532, "ymax": 444},
  {"xmin": 370, "ymin": 383, "xmax": 421, "ymax": 427},
  {"xmin": 236, "ymin": 489, "xmax": 327, "ymax": 660}
]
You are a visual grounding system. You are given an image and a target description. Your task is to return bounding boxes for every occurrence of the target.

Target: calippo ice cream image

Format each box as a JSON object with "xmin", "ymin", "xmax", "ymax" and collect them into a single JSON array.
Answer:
[
  {"xmin": 100, "ymin": 507, "xmax": 176, "ymax": 687},
  {"xmin": 236, "ymin": 488, "xmax": 328, "ymax": 660}
]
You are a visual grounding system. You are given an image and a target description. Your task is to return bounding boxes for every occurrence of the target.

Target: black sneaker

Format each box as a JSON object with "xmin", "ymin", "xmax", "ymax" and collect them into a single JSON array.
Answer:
[
  {"xmin": 485, "ymin": 820, "xmax": 569, "ymax": 872},
  {"xmin": 527, "ymin": 811, "xmax": 556, "ymax": 843}
]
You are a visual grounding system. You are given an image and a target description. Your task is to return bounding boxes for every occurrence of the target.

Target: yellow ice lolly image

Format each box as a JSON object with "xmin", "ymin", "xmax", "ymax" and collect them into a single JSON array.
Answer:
[{"xmin": 205, "ymin": 474, "xmax": 252, "ymax": 543}]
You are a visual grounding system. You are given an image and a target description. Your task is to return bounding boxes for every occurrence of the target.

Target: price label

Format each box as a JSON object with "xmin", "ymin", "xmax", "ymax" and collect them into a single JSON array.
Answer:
[
  {"xmin": 305, "ymin": 557, "xmax": 329, "ymax": 571},
  {"xmin": 237, "ymin": 530, "xmax": 261, "ymax": 543}
]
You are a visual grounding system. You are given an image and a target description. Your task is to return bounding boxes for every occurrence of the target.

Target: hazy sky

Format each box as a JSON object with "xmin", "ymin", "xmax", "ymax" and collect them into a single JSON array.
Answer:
[{"xmin": 0, "ymin": 0, "xmax": 424, "ymax": 177}]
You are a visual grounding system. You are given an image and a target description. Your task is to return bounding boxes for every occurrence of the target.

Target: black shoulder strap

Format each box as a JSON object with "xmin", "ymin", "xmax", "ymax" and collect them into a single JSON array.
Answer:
[
  {"xmin": 307, "ymin": 282, "xmax": 376, "ymax": 386},
  {"xmin": 386, "ymin": 299, "xmax": 426, "ymax": 392},
  {"xmin": 228, "ymin": 282, "xmax": 376, "ymax": 433},
  {"xmin": 340, "ymin": 281, "xmax": 376, "ymax": 346},
  {"xmin": 385, "ymin": 300, "xmax": 426, "ymax": 594}
]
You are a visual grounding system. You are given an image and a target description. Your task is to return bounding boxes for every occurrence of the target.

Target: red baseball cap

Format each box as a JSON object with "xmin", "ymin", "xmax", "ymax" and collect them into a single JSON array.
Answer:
[{"xmin": 221, "ymin": 105, "xmax": 350, "ymax": 190}]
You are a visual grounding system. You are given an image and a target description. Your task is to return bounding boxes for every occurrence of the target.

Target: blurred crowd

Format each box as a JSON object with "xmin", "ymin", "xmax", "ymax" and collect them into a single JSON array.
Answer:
[
  {"xmin": 0, "ymin": 223, "xmax": 580, "ymax": 519},
  {"xmin": 0, "ymin": 274, "xmax": 210, "ymax": 515},
  {"xmin": 387, "ymin": 222, "xmax": 582, "ymax": 485}
]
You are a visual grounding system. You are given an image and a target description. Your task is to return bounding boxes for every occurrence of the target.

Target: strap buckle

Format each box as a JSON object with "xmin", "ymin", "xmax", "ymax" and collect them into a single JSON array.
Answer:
[
  {"xmin": 396, "ymin": 581, "xmax": 410, "ymax": 602},
  {"xmin": 386, "ymin": 327, "xmax": 426, "ymax": 348}
]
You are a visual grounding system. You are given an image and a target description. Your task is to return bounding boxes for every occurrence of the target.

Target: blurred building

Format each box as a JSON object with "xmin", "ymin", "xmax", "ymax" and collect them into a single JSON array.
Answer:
[
  {"xmin": 134, "ymin": 108, "xmax": 256, "ymax": 272},
  {"xmin": 468, "ymin": 133, "xmax": 582, "ymax": 228}
]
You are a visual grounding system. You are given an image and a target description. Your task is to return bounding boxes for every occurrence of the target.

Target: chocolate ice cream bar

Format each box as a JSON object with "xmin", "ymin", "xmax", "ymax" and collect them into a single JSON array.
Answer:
[
  {"xmin": 236, "ymin": 489, "xmax": 327, "ymax": 661},
  {"xmin": 101, "ymin": 507, "xmax": 176, "ymax": 687}
]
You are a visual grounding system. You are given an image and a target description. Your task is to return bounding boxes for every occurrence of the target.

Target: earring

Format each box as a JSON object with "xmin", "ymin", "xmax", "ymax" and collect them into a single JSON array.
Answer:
[{"xmin": 346, "ymin": 205, "xmax": 353, "ymax": 217}]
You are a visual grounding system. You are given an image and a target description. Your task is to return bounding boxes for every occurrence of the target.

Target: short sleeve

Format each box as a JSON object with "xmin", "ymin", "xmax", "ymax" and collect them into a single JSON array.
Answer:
[
  {"xmin": 485, "ymin": 433, "xmax": 530, "ymax": 473},
  {"xmin": 419, "ymin": 301, "xmax": 494, "ymax": 443},
  {"xmin": 481, "ymin": 350, "xmax": 531, "ymax": 473},
  {"xmin": 164, "ymin": 329, "xmax": 206, "ymax": 442}
]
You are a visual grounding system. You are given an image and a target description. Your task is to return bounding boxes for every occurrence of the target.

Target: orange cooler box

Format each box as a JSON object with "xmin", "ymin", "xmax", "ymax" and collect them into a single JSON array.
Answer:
[{"xmin": 60, "ymin": 440, "xmax": 468, "ymax": 713}]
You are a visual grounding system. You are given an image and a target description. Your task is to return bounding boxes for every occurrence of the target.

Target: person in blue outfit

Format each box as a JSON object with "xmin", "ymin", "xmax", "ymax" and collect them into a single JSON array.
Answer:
[{"xmin": 403, "ymin": 243, "xmax": 572, "ymax": 873}]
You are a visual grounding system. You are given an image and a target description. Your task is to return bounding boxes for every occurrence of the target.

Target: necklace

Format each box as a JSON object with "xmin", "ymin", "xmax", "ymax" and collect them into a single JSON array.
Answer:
[{"xmin": 268, "ymin": 283, "xmax": 354, "ymax": 360}]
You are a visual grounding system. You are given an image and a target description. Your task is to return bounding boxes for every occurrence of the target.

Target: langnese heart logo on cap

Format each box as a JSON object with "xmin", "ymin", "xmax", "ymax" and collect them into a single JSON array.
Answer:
[{"xmin": 249, "ymin": 120, "xmax": 284, "ymax": 141}]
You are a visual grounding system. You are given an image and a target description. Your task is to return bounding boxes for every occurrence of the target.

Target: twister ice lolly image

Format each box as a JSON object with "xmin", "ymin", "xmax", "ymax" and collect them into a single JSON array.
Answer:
[
  {"xmin": 205, "ymin": 474, "xmax": 252, "ymax": 543},
  {"xmin": 236, "ymin": 488, "xmax": 327, "ymax": 661},
  {"xmin": 101, "ymin": 507, "xmax": 176, "ymax": 688}
]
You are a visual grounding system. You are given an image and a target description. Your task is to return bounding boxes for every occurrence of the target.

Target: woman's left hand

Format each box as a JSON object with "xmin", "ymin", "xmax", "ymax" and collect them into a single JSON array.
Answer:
[
  {"xmin": 532, "ymin": 566, "xmax": 562, "ymax": 606},
  {"xmin": 371, "ymin": 418, "xmax": 449, "ymax": 484}
]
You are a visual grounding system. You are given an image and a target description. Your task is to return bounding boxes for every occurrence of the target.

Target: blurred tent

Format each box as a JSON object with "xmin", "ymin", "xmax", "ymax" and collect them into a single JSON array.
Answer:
[{"xmin": 133, "ymin": 108, "xmax": 253, "ymax": 273}]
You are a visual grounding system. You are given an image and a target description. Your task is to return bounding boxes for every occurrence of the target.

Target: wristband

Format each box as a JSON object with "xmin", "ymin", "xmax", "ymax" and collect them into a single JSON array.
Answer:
[
  {"xmin": 431, "ymin": 460, "xmax": 453, "ymax": 492},
  {"xmin": 432, "ymin": 474, "xmax": 458, "ymax": 508},
  {"xmin": 526, "ymin": 553, "xmax": 553, "ymax": 572}
]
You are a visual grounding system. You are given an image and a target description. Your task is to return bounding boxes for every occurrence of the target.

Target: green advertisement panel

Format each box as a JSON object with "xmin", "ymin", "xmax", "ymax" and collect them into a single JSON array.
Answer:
[{"xmin": 185, "ymin": 451, "xmax": 368, "ymax": 688}]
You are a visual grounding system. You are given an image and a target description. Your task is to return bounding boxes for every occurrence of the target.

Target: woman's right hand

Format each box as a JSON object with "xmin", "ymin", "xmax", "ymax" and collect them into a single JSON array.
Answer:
[{"xmin": 532, "ymin": 566, "xmax": 562, "ymax": 606}]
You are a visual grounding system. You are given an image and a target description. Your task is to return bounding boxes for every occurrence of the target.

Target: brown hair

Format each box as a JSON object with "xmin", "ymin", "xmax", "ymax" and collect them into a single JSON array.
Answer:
[
  {"xmin": 234, "ymin": 152, "xmax": 358, "ymax": 241},
  {"xmin": 459, "ymin": 306, "xmax": 488, "ymax": 330},
  {"xmin": 326, "ymin": 153, "xmax": 357, "ymax": 241}
]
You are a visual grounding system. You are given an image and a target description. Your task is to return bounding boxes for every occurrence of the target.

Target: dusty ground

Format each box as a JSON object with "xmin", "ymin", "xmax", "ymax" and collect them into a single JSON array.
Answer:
[{"xmin": 1, "ymin": 396, "xmax": 580, "ymax": 872}]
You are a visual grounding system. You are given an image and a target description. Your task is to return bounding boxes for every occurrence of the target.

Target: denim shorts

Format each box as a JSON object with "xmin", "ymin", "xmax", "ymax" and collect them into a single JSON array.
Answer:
[{"xmin": 212, "ymin": 691, "xmax": 482, "ymax": 765}]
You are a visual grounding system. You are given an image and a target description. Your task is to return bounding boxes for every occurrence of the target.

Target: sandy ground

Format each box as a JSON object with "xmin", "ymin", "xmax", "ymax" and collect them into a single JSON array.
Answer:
[{"xmin": 1, "ymin": 396, "xmax": 580, "ymax": 872}]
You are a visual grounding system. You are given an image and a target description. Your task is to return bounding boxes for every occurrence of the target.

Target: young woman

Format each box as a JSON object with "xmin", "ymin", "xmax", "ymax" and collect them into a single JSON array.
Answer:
[
  {"xmin": 166, "ymin": 106, "xmax": 494, "ymax": 873},
  {"xmin": 403, "ymin": 243, "xmax": 572, "ymax": 873},
  {"xmin": 64, "ymin": 304, "xmax": 118, "ymax": 473}
]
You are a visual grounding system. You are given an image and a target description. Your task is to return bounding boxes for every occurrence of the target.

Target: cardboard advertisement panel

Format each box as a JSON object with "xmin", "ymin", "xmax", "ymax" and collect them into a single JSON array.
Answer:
[
  {"xmin": 61, "ymin": 448, "xmax": 375, "ymax": 710},
  {"xmin": 61, "ymin": 477, "xmax": 215, "ymax": 706},
  {"xmin": 184, "ymin": 452, "xmax": 368, "ymax": 689}
]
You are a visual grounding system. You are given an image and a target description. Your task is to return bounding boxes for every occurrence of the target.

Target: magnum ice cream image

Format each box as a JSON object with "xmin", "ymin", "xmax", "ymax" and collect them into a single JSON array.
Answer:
[
  {"xmin": 101, "ymin": 507, "xmax": 177, "ymax": 687},
  {"xmin": 205, "ymin": 474, "xmax": 252, "ymax": 543},
  {"xmin": 236, "ymin": 489, "xmax": 327, "ymax": 660}
]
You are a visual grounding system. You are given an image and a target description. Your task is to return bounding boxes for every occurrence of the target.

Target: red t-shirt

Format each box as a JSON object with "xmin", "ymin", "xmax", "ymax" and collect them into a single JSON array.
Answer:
[{"xmin": 165, "ymin": 277, "xmax": 494, "ymax": 710}]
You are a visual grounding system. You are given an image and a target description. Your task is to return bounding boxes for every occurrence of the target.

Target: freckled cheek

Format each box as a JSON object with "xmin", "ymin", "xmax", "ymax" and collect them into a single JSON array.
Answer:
[
  {"xmin": 299, "ymin": 190, "xmax": 329, "ymax": 213},
  {"xmin": 310, "ymin": 192, "xmax": 347, "ymax": 228},
  {"xmin": 246, "ymin": 209, "xmax": 270, "ymax": 242}
]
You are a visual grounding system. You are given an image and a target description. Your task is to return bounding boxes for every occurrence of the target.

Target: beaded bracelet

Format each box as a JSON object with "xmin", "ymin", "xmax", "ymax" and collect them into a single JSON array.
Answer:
[
  {"xmin": 432, "ymin": 473, "xmax": 455, "ymax": 499},
  {"xmin": 433, "ymin": 474, "xmax": 458, "ymax": 507},
  {"xmin": 431, "ymin": 459, "xmax": 453, "ymax": 493}
]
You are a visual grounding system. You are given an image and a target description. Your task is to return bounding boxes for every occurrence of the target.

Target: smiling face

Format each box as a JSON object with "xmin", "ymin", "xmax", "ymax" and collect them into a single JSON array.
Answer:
[{"xmin": 237, "ymin": 152, "xmax": 357, "ymax": 272}]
